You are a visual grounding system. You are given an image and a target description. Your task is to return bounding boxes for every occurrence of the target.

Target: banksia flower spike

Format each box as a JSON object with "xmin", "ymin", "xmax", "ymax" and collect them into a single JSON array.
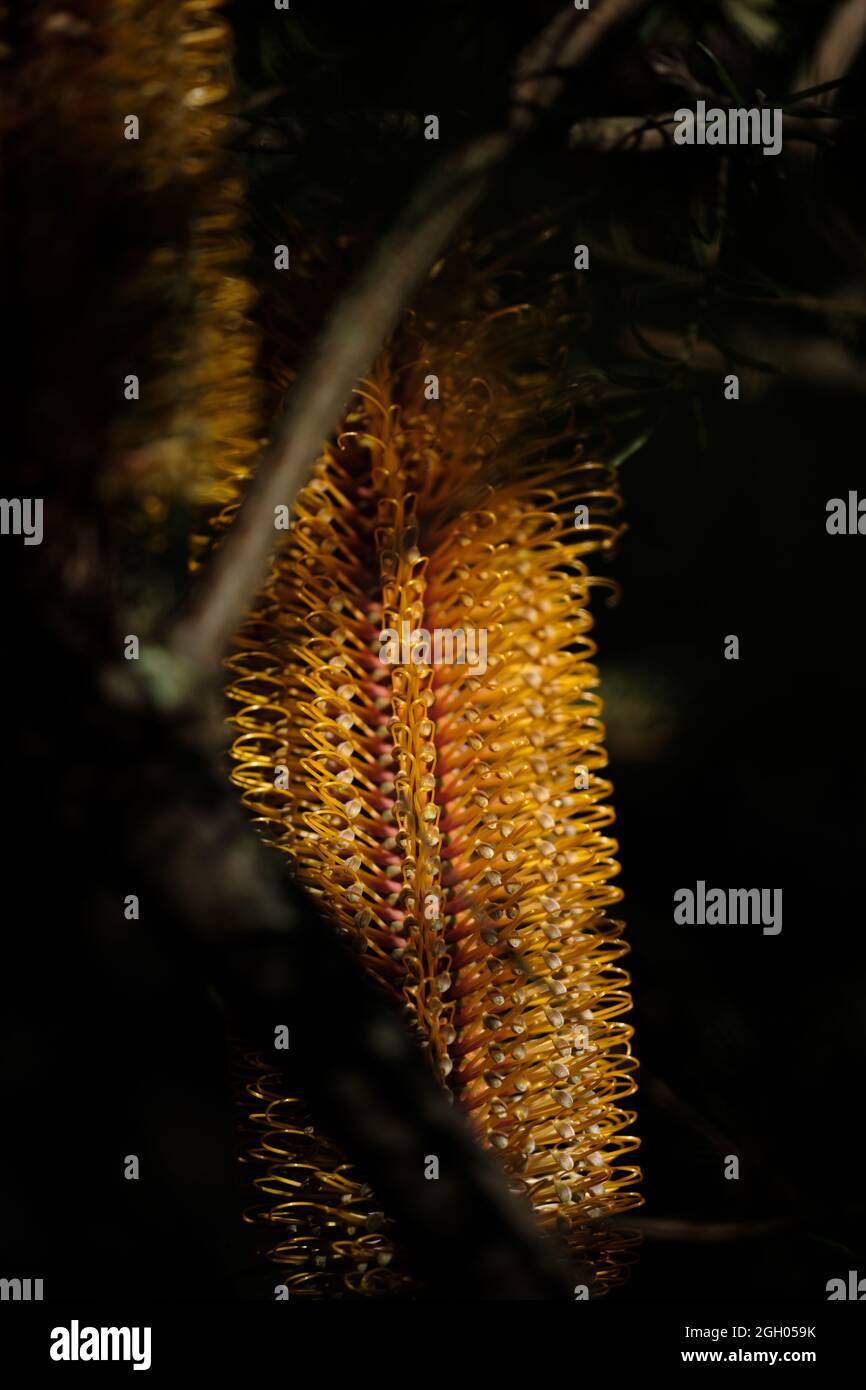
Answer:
[
  {"xmin": 7, "ymin": 0, "xmax": 259, "ymax": 506},
  {"xmin": 227, "ymin": 246, "xmax": 642, "ymax": 1296}
]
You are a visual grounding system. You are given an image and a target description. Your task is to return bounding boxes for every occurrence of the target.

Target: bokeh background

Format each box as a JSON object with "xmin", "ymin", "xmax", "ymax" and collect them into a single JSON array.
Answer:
[{"xmin": 2, "ymin": 0, "xmax": 863, "ymax": 1301}]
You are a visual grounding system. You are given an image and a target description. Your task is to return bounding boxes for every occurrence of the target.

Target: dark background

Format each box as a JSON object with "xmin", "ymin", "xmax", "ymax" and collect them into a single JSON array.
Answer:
[
  {"xmin": 604, "ymin": 379, "xmax": 866, "ymax": 1299},
  {"xmin": 1, "ymin": 0, "xmax": 863, "ymax": 1302}
]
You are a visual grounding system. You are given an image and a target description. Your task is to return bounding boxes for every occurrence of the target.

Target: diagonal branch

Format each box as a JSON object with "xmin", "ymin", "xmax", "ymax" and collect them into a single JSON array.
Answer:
[
  {"xmin": 788, "ymin": 0, "xmax": 866, "ymax": 169},
  {"xmin": 165, "ymin": 130, "xmax": 510, "ymax": 677},
  {"xmin": 618, "ymin": 322, "xmax": 866, "ymax": 393},
  {"xmin": 107, "ymin": 670, "xmax": 575, "ymax": 1298},
  {"xmin": 164, "ymin": 0, "xmax": 652, "ymax": 681},
  {"xmin": 512, "ymin": 0, "xmax": 652, "ymax": 128},
  {"xmin": 568, "ymin": 109, "xmax": 845, "ymax": 153},
  {"xmin": 795, "ymin": 0, "xmax": 866, "ymax": 105}
]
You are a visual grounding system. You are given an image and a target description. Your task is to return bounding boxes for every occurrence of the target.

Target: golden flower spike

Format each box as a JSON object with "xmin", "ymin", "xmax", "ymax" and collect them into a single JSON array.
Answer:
[
  {"xmin": 8, "ymin": 0, "xmax": 259, "ymax": 506},
  {"xmin": 226, "ymin": 249, "xmax": 643, "ymax": 1298}
]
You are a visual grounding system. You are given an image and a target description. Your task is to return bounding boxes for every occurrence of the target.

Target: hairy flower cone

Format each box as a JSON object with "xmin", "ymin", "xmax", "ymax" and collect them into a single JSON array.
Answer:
[{"xmin": 227, "ymin": 287, "xmax": 642, "ymax": 1295}]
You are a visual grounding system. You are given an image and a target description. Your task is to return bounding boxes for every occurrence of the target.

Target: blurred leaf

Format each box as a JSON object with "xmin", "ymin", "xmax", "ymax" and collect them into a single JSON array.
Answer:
[
  {"xmin": 611, "ymin": 429, "xmax": 652, "ymax": 468},
  {"xmin": 704, "ymin": 322, "xmax": 782, "ymax": 374},
  {"xmin": 721, "ymin": 0, "xmax": 781, "ymax": 51},
  {"xmin": 630, "ymin": 320, "xmax": 684, "ymax": 363},
  {"xmin": 728, "ymin": 349, "xmax": 783, "ymax": 374},
  {"xmin": 687, "ymin": 160, "xmax": 727, "ymax": 270},
  {"xmin": 781, "ymin": 78, "xmax": 848, "ymax": 104},
  {"xmin": 696, "ymin": 41, "xmax": 744, "ymax": 106},
  {"xmin": 648, "ymin": 44, "xmax": 713, "ymax": 98}
]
